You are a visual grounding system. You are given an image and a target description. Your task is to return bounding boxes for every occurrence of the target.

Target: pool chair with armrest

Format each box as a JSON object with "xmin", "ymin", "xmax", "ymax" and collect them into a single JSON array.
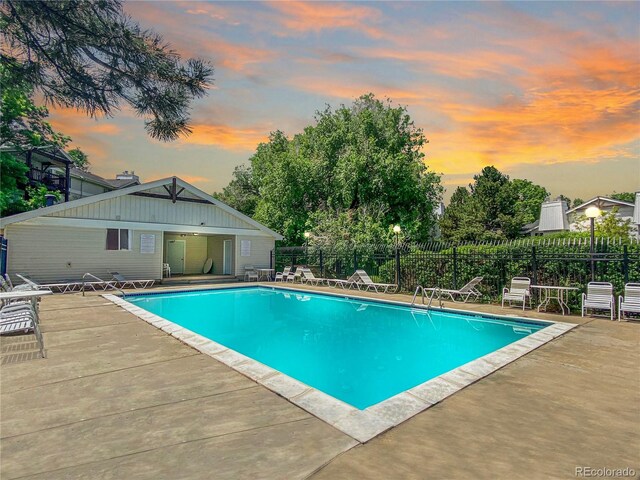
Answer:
[
  {"xmin": 582, "ymin": 281, "xmax": 615, "ymax": 321},
  {"xmin": 274, "ymin": 267, "xmax": 292, "ymax": 282},
  {"xmin": 618, "ymin": 283, "xmax": 640, "ymax": 321},
  {"xmin": 501, "ymin": 277, "xmax": 532, "ymax": 311},
  {"xmin": 108, "ymin": 272, "xmax": 155, "ymax": 289},
  {"xmin": 425, "ymin": 276, "xmax": 483, "ymax": 303},
  {"xmin": 0, "ymin": 302, "xmax": 45, "ymax": 358},
  {"xmin": 354, "ymin": 270, "xmax": 397, "ymax": 294},
  {"xmin": 243, "ymin": 265, "xmax": 259, "ymax": 282}
]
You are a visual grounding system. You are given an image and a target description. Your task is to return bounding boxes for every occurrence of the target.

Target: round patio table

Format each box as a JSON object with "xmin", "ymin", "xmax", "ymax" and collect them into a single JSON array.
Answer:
[
  {"xmin": 256, "ymin": 268, "xmax": 274, "ymax": 281},
  {"xmin": 531, "ymin": 285, "xmax": 579, "ymax": 315}
]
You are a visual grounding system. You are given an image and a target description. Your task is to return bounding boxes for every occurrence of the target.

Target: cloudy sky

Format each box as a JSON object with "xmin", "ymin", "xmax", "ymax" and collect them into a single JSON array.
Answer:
[{"xmin": 49, "ymin": 1, "xmax": 640, "ymax": 201}]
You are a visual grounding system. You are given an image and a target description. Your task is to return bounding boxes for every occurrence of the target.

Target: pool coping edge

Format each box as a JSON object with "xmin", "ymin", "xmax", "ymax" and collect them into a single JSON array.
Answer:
[{"xmin": 102, "ymin": 288, "xmax": 577, "ymax": 443}]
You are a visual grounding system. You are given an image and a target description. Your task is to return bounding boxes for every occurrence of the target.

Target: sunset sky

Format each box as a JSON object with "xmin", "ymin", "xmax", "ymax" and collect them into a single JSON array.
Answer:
[{"xmin": 49, "ymin": 1, "xmax": 640, "ymax": 201}]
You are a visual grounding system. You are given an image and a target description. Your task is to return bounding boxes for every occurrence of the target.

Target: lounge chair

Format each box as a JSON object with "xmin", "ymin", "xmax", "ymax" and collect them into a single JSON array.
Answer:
[
  {"xmin": 618, "ymin": 283, "xmax": 640, "ymax": 321},
  {"xmin": 327, "ymin": 272, "xmax": 361, "ymax": 289},
  {"xmin": 582, "ymin": 282, "xmax": 615, "ymax": 320},
  {"xmin": 299, "ymin": 268, "xmax": 328, "ymax": 286},
  {"xmin": 354, "ymin": 270, "xmax": 397, "ymax": 293},
  {"xmin": 425, "ymin": 276, "xmax": 483, "ymax": 303},
  {"xmin": 0, "ymin": 302, "xmax": 45, "ymax": 358},
  {"xmin": 502, "ymin": 277, "xmax": 532, "ymax": 311},
  {"xmin": 108, "ymin": 272, "xmax": 155, "ymax": 289},
  {"xmin": 274, "ymin": 267, "xmax": 292, "ymax": 282},
  {"xmin": 16, "ymin": 274, "xmax": 81, "ymax": 294}
]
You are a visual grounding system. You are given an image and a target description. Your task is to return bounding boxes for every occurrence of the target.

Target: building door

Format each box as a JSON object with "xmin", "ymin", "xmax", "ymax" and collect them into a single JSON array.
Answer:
[
  {"xmin": 167, "ymin": 240, "xmax": 185, "ymax": 275},
  {"xmin": 223, "ymin": 240, "xmax": 232, "ymax": 275}
]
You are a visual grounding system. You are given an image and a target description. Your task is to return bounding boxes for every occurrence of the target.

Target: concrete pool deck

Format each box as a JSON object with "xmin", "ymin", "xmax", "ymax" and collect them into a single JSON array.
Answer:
[{"xmin": 1, "ymin": 283, "xmax": 638, "ymax": 479}]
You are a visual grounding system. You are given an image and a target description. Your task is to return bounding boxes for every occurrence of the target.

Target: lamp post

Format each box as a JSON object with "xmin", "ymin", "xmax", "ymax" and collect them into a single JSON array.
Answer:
[
  {"xmin": 303, "ymin": 231, "xmax": 310, "ymax": 263},
  {"xmin": 393, "ymin": 225, "xmax": 401, "ymax": 287},
  {"xmin": 585, "ymin": 206, "xmax": 601, "ymax": 282}
]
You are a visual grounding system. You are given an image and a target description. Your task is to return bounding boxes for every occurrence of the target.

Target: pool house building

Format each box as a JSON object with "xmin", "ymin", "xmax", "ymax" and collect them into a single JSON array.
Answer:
[{"xmin": 0, "ymin": 177, "xmax": 282, "ymax": 284}]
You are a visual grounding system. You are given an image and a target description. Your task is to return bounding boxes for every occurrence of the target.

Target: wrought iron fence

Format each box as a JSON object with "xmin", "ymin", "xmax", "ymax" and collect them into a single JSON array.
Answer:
[{"xmin": 272, "ymin": 237, "xmax": 640, "ymax": 311}]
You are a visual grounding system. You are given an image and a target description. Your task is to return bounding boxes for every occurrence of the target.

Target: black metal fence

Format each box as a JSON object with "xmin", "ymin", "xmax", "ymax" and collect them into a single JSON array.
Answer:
[{"xmin": 272, "ymin": 237, "xmax": 640, "ymax": 311}]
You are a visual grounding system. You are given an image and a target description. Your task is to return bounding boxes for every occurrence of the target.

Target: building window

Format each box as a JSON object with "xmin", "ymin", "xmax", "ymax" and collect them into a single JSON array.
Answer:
[{"xmin": 106, "ymin": 229, "xmax": 131, "ymax": 251}]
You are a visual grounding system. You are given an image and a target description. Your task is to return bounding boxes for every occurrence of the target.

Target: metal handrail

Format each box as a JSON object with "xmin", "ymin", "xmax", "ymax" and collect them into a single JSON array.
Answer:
[
  {"xmin": 411, "ymin": 285, "xmax": 442, "ymax": 309},
  {"xmin": 82, "ymin": 272, "xmax": 124, "ymax": 297}
]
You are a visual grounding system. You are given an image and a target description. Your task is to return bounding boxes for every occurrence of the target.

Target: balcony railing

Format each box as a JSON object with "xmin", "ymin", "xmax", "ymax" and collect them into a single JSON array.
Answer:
[{"xmin": 28, "ymin": 169, "xmax": 67, "ymax": 193}]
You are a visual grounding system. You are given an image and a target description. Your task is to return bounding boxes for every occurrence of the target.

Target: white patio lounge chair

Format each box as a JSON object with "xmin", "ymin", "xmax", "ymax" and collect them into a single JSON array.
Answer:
[
  {"xmin": 354, "ymin": 270, "xmax": 397, "ymax": 293},
  {"xmin": 502, "ymin": 277, "xmax": 532, "ymax": 311},
  {"xmin": 299, "ymin": 268, "xmax": 328, "ymax": 286},
  {"xmin": 582, "ymin": 281, "xmax": 615, "ymax": 320},
  {"xmin": 274, "ymin": 267, "xmax": 292, "ymax": 282},
  {"xmin": 618, "ymin": 283, "xmax": 640, "ymax": 321},
  {"xmin": 327, "ymin": 272, "xmax": 361, "ymax": 289},
  {"xmin": 108, "ymin": 272, "xmax": 155, "ymax": 289},
  {"xmin": 0, "ymin": 303, "xmax": 45, "ymax": 358},
  {"xmin": 425, "ymin": 276, "xmax": 483, "ymax": 303},
  {"xmin": 16, "ymin": 274, "xmax": 83, "ymax": 294}
]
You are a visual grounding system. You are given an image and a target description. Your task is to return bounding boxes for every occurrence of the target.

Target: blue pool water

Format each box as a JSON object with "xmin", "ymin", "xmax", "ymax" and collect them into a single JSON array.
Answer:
[{"xmin": 127, "ymin": 287, "xmax": 547, "ymax": 409}]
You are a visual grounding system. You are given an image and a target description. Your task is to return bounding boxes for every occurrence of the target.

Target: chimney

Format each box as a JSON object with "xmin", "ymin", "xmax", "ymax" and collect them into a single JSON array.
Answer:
[{"xmin": 115, "ymin": 170, "xmax": 140, "ymax": 182}]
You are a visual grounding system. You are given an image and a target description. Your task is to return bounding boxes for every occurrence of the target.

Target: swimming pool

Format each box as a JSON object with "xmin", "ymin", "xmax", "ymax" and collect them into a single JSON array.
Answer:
[{"xmin": 125, "ymin": 286, "xmax": 549, "ymax": 409}]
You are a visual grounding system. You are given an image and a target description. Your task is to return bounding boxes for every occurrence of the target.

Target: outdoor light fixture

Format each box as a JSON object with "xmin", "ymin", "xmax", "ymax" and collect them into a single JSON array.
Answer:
[
  {"xmin": 304, "ymin": 231, "xmax": 310, "ymax": 259},
  {"xmin": 585, "ymin": 206, "xmax": 601, "ymax": 282},
  {"xmin": 585, "ymin": 206, "xmax": 601, "ymax": 218},
  {"xmin": 393, "ymin": 225, "xmax": 401, "ymax": 234}
]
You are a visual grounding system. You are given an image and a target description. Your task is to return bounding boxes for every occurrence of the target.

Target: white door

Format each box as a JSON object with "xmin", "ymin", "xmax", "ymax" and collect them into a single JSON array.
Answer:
[
  {"xmin": 223, "ymin": 240, "xmax": 232, "ymax": 275},
  {"xmin": 167, "ymin": 240, "xmax": 185, "ymax": 274}
]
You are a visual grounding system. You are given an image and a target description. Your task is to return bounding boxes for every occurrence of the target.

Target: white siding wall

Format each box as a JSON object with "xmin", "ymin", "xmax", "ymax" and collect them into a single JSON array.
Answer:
[
  {"xmin": 48, "ymin": 195, "xmax": 258, "ymax": 230},
  {"xmin": 5, "ymin": 224, "xmax": 162, "ymax": 284},
  {"xmin": 234, "ymin": 235, "xmax": 275, "ymax": 277}
]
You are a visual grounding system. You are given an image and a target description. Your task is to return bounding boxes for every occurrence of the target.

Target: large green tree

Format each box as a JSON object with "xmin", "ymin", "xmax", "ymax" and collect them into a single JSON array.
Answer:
[
  {"xmin": 216, "ymin": 94, "xmax": 443, "ymax": 245},
  {"xmin": 0, "ymin": 64, "xmax": 66, "ymax": 215},
  {"xmin": 1, "ymin": 0, "xmax": 213, "ymax": 141},
  {"xmin": 440, "ymin": 166, "xmax": 549, "ymax": 243}
]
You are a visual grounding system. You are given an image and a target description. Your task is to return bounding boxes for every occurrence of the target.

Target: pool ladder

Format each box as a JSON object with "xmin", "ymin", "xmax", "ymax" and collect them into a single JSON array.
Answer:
[{"xmin": 411, "ymin": 285, "xmax": 442, "ymax": 309}]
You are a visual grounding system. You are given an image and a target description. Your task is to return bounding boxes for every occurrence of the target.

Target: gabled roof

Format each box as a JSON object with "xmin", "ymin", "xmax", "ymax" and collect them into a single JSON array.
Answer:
[
  {"xmin": 0, "ymin": 176, "xmax": 283, "ymax": 240},
  {"xmin": 69, "ymin": 167, "xmax": 117, "ymax": 189},
  {"xmin": 567, "ymin": 196, "xmax": 635, "ymax": 214}
]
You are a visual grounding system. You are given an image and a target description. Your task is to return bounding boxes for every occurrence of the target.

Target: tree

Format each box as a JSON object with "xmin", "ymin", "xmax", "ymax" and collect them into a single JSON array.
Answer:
[
  {"xmin": 0, "ymin": 63, "xmax": 70, "ymax": 216},
  {"xmin": 217, "ymin": 94, "xmax": 443, "ymax": 245},
  {"xmin": 214, "ymin": 164, "xmax": 258, "ymax": 216},
  {"xmin": 67, "ymin": 147, "xmax": 90, "ymax": 171},
  {"xmin": 440, "ymin": 166, "xmax": 548, "ymax": 242},
  {"xmin": 571, "ymin": 198, "xmax": 584, "ymax": 208},
  {"xmin": 1, "ymin": 0, "xmax": 213, "ymax": 141},
  {"xmin": 608, "ymin": 192, "xmax": 635, "ymax": 203},
  {"xmin": 510, "ymin": 179, "xmax": 548, "ymax": 225},
  {"xmin": 594, "ymin": 207, "xmax": 633, "ymax": 238}
]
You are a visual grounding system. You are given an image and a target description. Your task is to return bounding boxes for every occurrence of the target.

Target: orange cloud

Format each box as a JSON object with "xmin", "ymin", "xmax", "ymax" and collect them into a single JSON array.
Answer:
[
  {"xmin": 267, "ymin": 1, "xmax": 384, "ymax": 38},
  {"xmin": 181, "ymin": 124, "xmax": 269, "ymax": 151}
]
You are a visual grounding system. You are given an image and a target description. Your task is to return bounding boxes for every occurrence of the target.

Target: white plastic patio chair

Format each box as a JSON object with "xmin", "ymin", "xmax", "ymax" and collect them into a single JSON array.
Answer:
[
  {"xmin": 425, "ymin": 276, "xmax": 483, "ymax": 303},
  {"xmin": 617, "ymin": 283, "xmax": 640, "ymax": 321},
  {"xmin": 274, "ymin": 267, "xmax": 292, "ymax": 282},
  {"xmin": 582, "ymin": 281, "xmax": 615, "ymax": 321},
  {"xmin": 502, "ymin": 277, "xmax": 532, "ymax": 311},
  {"xmin": 354, "ymin": 270, "xmax": 397, "ymax": 293},
  {"xmin": 0, "ymin": 303, "xmax": 45, "ymax": 358},
  {"xmin": 243, "ymin": 265, "xmax": 259, "ymax": 282}
]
